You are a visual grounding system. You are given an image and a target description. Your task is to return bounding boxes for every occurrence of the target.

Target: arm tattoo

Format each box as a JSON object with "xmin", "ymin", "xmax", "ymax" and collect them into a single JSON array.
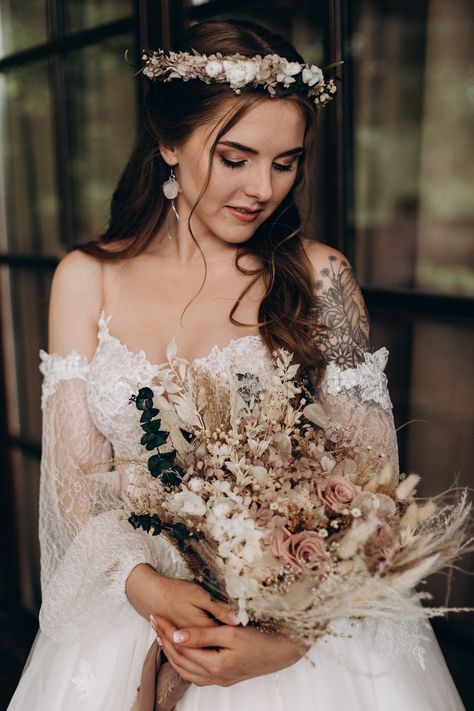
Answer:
[{"xmin": 313, "ymin": 255, "xmax": 371, "ymax": 368}]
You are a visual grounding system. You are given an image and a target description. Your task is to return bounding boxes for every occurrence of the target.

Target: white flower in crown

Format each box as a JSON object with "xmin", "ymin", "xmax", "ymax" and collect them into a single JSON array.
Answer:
[
  {"xmin": 205, "ymin": 59, "xmax": 224, "ymax": 78},
  {"xmin": 139, "ymin": 48, "xmax": 341, "ymax": 109},
  {"xmin": 302, "ymin": 64, "xmax": 324, "ymax": 87},
  {"xmin": 222, "ymin": 59, "xmax": 258, "ymax": 89},
  {"xmin": 276, "ymin": 59, "xmax": 302, "ymax": 87},
  {"xmin": 169, "ymin": 62, "xmax": 188, "ymax": 79}
]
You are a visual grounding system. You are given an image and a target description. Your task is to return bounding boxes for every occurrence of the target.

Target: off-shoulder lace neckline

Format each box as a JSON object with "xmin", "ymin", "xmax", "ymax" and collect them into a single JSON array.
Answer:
[{"xmin": 97, "ymin": 310, "xmax": 265, "ymax": 370}]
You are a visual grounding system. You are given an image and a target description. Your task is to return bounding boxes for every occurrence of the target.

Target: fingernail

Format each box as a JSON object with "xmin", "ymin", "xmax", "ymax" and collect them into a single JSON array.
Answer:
[
  {"xmin": 149, "ymin": 615, "xmax": 157, "ymax": 633},
  {"xmin": 156, "ymin": 635, "xmax": 163, "ymax": 647},
  {"xmin": 173, "ymin": 630, "xmax": 189, "ymax": 643}
]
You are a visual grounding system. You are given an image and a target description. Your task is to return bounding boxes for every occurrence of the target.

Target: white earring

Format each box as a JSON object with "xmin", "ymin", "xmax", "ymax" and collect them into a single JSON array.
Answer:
[{"xmin": 162, "ymin": 166, "xmax": 180, "ymax": 222}]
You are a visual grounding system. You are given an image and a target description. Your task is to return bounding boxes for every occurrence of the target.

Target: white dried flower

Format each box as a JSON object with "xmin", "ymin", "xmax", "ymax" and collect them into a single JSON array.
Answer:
[
  {"xmin": 205, "ymin": 59, "xmax": 223, "ymax": 78},
  {"xmin": 222, "ymin": 59, "xmax": 258, "ymax": 89},
  {"xmin": 321, "ymin": 454, "xmax": 336, "ymax": 472},
  {"xmin": 188, "ymin": 477, "xmax": 204, "ymax": 493},
  {"xmin": 167, "ymin": 489, "xmax": 206, "ymax": 517},
  {"xmin": 302, "ymin": 64, "xmax": 324, "ymax": 87}
]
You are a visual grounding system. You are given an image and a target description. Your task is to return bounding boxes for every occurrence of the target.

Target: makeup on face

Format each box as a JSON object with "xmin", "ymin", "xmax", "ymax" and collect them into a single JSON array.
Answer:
[{"xmin": 173, "ymin": 99, "xmax": 307, "ymax": 244}]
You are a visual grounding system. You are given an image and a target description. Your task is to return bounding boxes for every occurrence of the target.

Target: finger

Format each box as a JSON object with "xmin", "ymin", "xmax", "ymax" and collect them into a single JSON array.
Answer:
[
  {"xmin": 201, "ymin": 595, "xmax": 240, "ymax": 626},
  {"xmin": 154, "ymin": 614, "xmax": 223, "ymax": 649},
  {"xmin": 154, "ymin": 615, "xmax": 227, "ymax": 671},
  {"xmin": 161, "ymin": 635, "xmax": 212, "ymax": 681},
  {"xmin": 172, "ymin": 624, "xmax": 236, "ymax": 650}
]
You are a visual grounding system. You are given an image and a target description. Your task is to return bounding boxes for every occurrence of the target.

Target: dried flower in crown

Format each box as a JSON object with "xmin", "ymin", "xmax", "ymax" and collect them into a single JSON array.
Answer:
[{"xmin": 140, "ymin": 48, "xmax": 343, "ymax": 108}]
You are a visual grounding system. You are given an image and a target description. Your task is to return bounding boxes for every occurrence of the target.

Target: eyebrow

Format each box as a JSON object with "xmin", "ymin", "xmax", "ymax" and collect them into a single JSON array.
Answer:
[{"xmin": 217, "ymin": 140, "xmax": 304, "ymax": 158}]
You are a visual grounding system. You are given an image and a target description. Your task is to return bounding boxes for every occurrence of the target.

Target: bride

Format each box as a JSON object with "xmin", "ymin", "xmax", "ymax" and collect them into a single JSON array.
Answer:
[{"xmin": 8, "ymin": 18, "xmax": 465, "ymax": 711}]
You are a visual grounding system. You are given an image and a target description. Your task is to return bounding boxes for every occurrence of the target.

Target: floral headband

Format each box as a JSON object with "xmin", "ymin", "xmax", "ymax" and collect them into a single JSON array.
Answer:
[{"xmin": 140, "ymin": 48, "xmax": 343, "ymax": 108}]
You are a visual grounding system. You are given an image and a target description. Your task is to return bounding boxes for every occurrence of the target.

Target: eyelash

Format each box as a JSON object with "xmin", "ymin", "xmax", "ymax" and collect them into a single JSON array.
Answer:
[{"xmin": 219, "ymin": 156, "xmax": 295, "ymax": 173}]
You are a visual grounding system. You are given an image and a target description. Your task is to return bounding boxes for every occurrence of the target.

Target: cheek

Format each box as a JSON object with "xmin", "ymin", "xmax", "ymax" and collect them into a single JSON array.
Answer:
[{"xmin": 272, "ymin": 173, "xmax": 298, "ymax": 204}]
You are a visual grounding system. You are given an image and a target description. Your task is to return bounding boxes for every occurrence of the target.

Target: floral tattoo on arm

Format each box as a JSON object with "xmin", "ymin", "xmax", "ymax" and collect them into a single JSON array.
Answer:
[{"xmin": 313, "ymin": 255, "xmax": 371, "ymax": 369}]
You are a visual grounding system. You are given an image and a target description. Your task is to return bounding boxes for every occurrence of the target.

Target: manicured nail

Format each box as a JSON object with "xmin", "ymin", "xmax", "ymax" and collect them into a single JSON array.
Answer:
[
  {"xmin": 156, "ymin": 635, "xmax": 163, "ymax": 647},
  {"xmin": 149, "ymin": 615, "xmax": 157, "ymax": 632},
  {"xmin": 173, "ymin": 630, "xmax": 189, "ymax": 643}
]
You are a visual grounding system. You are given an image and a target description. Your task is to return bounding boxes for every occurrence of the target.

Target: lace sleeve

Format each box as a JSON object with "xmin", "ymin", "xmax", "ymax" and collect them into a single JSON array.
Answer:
[
  {"xmin": 37, "ymin": 350, "xmax": 164, "ymax": 645},
  {"xmin": 317, "ymin": 347, "xmax": 399, "ymax": 481},
  {"xmin": 308, "ymin": 246, "xmax": 399, "ymax": 481}
]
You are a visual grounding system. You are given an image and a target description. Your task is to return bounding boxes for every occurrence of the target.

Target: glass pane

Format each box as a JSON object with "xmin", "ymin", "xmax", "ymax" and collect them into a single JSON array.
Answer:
[
  {"xmin": 64, "ymin": 35, "xmax": 137, "ymax": 245},
  {"xmin": 0, "ymin": 265, "xmax": 52, "ymax": 442},
  {"xmin": 184, "ymin": 1, "xmax": 331, "ymax": 243},
  {"xmin": 10, "ymin": 449, "xmax": 41, "ymax": 611},
  {"xmin": 0, "ymin": 0, "xmax": 47, "ymax": 58},
  {"xmin": 371, "ymin": 310, "xmax": 473, "ymax": 609},
  {"xmin": 64, "ymin": 0, "xmax": 133, "ymax": 33},
  {"xmin": 0, "ymin": 61, "xmax": 61, "ymax": 254},
  {"xmin": 352, "ymin": 0, "xmax": 474, "ymax": 296}
]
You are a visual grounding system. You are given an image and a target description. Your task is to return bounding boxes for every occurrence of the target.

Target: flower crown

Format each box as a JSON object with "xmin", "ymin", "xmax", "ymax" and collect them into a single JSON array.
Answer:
[{"xmin": 140, "ymin": 48, "xmax": 342, "ymax": 108}]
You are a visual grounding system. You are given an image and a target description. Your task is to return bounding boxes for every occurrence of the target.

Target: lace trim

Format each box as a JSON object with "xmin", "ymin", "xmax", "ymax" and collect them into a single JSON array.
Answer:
[
  {"xmin": 108, "ymin": 554, "xmax": 153, "ymax": 605},
  {"xmin": 321, "ymin": 347, "xmax": 392, "ymax": 411},
  {"xmin": 39, "ymin": 350, "xmax": 90, "ymax": 408}
]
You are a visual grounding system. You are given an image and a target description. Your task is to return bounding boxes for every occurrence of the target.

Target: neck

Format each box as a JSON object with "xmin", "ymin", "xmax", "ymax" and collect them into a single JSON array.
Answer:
[{"xmin": 149, "ymin": 202, "xmax": 245, "ymax": 266}]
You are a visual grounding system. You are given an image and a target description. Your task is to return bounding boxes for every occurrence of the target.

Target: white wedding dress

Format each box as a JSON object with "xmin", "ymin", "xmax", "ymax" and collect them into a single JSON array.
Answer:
[{"xmin": 7, "ymin": 312, "xmax": 465, "ymax": 711}]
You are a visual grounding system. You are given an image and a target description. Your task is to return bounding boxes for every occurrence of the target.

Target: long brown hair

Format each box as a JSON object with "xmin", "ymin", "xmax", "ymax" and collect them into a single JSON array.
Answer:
[{"xmin": 79, "ymin": 19, "xmax": 325, "ymax": 382}]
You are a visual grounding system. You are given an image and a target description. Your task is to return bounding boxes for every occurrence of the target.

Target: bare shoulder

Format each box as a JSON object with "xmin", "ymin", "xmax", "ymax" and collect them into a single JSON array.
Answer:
[
  {"xmin": 52, "ymin": 248, "xmax": 102, "ymax": 290},
  {"xmin": 301, "ymin": 239, "xmax": 371, "ymax": 367},
  {"xmin": 49, "ymin": 249, "xmax": 104, "ymax": 356},
  {"xmin": 301, "ymin": 239, "xmax": 349, "ymax": 278}
]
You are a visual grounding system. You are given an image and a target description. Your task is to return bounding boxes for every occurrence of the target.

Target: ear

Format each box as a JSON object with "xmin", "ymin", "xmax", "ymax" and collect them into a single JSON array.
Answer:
[{"xmin": 159, "ymin": 143, "xmax": 179, "ymax": 167}]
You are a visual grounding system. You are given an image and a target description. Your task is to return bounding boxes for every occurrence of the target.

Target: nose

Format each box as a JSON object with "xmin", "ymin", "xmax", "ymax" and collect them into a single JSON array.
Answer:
[{"xmin": 244, "ymin": 165, "xmax": 273, "ymax": 203}]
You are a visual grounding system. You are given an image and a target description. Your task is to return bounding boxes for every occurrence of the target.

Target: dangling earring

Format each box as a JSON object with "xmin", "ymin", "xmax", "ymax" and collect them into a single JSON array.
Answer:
[{"xmin": 162, "ymin": 166, "xmax": 180, "ymax": 222}]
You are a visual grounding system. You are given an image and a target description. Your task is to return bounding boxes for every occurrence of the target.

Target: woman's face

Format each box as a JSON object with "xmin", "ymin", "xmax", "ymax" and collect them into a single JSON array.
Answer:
[{"xmin": 165, "ymin": 98, "xmax": 307, "ymax": 245}]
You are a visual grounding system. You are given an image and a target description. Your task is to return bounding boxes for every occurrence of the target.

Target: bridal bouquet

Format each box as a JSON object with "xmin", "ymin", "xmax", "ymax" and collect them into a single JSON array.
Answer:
[{"xmin": 127, "ymin": 340, "xmax": 472, "ymax": 647}]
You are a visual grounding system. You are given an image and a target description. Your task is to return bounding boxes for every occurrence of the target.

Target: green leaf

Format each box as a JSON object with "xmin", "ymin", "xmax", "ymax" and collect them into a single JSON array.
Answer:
[
  {"xmin": 171, "ymin": 522, "xmax": 189, "ymax": 540},
  {"xmin": 179, "ymin": 427, "xmax": 195, "ymax": 443},
  {"xmin": 148, "ymin": 453, "xmax": 176, "ymax": 477},
  {"xmin": 138, "ymin": 387, "xmax": 154, "ymax": 399},
  {"xmin": 141, "ymin": 420, "xmax": 163, "ymax": 434},
  {"xmin": 135, "ymin": 387, "xmax": 155, "ymax": 411},
  {"xmin": 136, "ymin": 397, "xmax": 153, "ymax": 411},
  {"xmin": 141, "ymin": 431, "xmax": 169, "ymax": 449},
  {"xmin": 128, "ymin": 513, "xmax": 141, "ymax": 529},
  {"xmin": 150, "ymin": 514, "xmax": 162, "ymax": 535},
  {"xmin": 160, "ymin": 468, "xmax": 182, "ymax": 486},
  {"xmin": 134, "ymin": 514, "xmax": 151, "ymax": 532},
  {"xmin": 140, "ymin": 408, "xmax": 159, "ymax": 423},
  {"xmin": 159, "ymin": 449, "xmax": 177, "ymax": 461}
]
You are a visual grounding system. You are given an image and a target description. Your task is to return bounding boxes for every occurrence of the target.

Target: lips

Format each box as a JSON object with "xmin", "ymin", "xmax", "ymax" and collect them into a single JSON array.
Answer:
[{"xmin": 226, "ymin": 206, "xmax": 263, "ymax": 223}]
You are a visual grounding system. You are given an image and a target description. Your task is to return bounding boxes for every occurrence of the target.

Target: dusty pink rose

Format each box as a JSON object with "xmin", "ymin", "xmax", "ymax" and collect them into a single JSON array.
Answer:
[
  {"xmin": 317, "ymin": 475, "xmax": 361, "ymax": 513},
  {"xmin": 271, "ymin": 526, "xmax": 328, "ymax": 572}
]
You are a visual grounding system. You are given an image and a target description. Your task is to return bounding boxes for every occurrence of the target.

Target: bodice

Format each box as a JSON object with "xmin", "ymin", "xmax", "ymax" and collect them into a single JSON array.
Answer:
[
  {"xmin": 40, "ymin": 311, "xmax": 393, "ymax": 463},
  {"xmin": 86, "ymin": 313, "xmax": 274, "ymax": 460}
]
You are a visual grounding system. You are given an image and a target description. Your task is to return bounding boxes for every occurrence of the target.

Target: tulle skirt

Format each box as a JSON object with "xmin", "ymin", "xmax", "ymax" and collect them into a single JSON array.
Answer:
[{"xmin": 7, "ymin": 614, "xmax": 465, "ymax": 711}]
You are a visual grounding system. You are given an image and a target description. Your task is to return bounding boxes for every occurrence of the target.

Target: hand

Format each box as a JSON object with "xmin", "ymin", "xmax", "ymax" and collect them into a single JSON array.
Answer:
[
  {"xmin": 125, "ymin": 563, "xmax": 239, "ymax": 630},
  {"xmin": 151, "ymin": 615, "xmax": 306, "ymax": 687}
]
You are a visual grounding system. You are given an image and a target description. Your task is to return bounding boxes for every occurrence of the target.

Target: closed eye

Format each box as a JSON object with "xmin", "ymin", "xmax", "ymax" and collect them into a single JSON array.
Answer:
[{"xmin": 219, "ymin": 156, "xmax": 295, "ymax": 173}]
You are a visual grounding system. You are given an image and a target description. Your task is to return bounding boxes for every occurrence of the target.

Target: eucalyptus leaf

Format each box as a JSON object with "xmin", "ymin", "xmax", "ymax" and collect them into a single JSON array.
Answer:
[{"xmin": 141, "ymin": 420, "xmax": 163, "ymax": 434}]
